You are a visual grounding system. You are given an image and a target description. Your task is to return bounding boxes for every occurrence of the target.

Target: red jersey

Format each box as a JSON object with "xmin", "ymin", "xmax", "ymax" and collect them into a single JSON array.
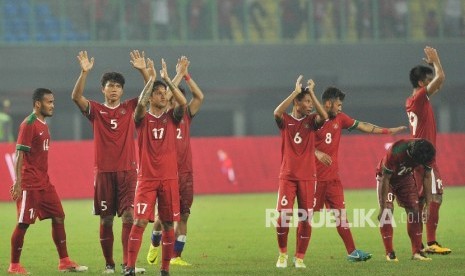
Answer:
[
  {"xmin": 405, "ymin": 87, "xmax": 437, "ymax": 146},
  {"xmin": 315, "ymin": 112, "xmax": 357, "ymax": 181},
  {"xmin": 136, "ymin": 110, "xmax": 179, "ymax": 180},
  {"xmin": 176, "ymin": 110, "xmax": 193, "ymax": 174},
  {"xmin": 376, "ymin": 139, "xmax": 432, "ymax": 182},
  {"xmin": 16, "ymin": 113, "xmax": 51, "ymax": 190},
  {"xmin": 85, "ymin": 98, "xmax": 138, "ymax": 172},
  {"xmin": 277, "ymin": 113, "xmax": 318, "ymax": 181}
]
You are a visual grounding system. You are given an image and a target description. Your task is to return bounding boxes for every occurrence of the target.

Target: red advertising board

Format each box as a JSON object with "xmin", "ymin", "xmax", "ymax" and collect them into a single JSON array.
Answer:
[{"xmin": 1, "ymin": 134, "xmax": 464, "ymax": 201}]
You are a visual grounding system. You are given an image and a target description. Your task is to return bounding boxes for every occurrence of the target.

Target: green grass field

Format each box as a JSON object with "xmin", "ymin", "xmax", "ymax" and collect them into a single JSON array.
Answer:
[{"xmin": 1, "ymin": 187, "xmax": 464, "ymax": 275}]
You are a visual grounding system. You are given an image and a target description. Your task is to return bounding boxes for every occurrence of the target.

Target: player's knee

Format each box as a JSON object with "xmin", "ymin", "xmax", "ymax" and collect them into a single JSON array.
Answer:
[
  {"xmin": 52, "ymin": 217, "xmax": 65, "ymax": 224},
  {"xmin": 432, "ymin": 194, "xmax": 442, "ymax": 204},
  {"xmin": 180, "ymin": 213, "xmax": 190, "ymax": 223},
  {"xmin": 101, "ymin": 215, "xmax": 114, "ymax": 226},
  {"xmin": 18, "ymin": 223, "xmax": 30, "ymax": 230},
  {"xmin": 121, "ymin": 211, "xmax": 134, "ymax": 224},
  {"xmin": 134, "ymin": 219, "xmax": 149, "ymax": 228},
  {"xmin": 161, "ymin": 221, "xmax": 174, "ymax": 230}
]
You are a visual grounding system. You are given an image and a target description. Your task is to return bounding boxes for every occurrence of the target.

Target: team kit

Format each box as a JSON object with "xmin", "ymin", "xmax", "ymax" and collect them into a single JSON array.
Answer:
[{"xmin": 8, "ymin": 46, "xmax": 450, "ymax": 275}]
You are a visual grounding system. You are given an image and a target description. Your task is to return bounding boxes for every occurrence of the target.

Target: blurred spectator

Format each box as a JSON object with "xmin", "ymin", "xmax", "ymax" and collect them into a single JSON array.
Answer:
[
  {"xmin": 313, "ymin": 0, "xmax": 326, "ymax": 40},
  {"xmin": 188, "ymin": 0, "xmax": 211, "ymax": 40},
  {"xmin": 247, "ymin": 0, "xmax": 267, "ymax": 39},
  {"xmin": 444, "ymin": 0, "xmax": 462, "ymax": 37},
  {"xmin": 153, "ymin": 0, "xmax": 170, "ymax": 40},
  {"xmin": 379, "ymin": 0, "xmax": 397, "ymax": 38},
  {"xmin": 393, "ymin": 0, "xmax": 408, "ymax": 38},
  {"xmin": 0, "ymin": 99, "xmax": 14, "ymax": 142},
  {"xmin": 425, "ymin": 10, "xmax": 439, "ymax": 38},
  {"xmin": 355, "ymin": 0, "xmax": 373, "ymax": 39},
  {"xmin": 85, "ymin": 0, "xmax": 120, "ymax": 40},
  {"xmin": 126, "ymin": 0, "xmax": 151, "ymax": 40},
  {"xmin": 280, "ymin": 0, "xmax": 307, "ymax": 39},
  {"xmin": 218, "ymin": 0, "xmax": 234, "ymax": 40}
]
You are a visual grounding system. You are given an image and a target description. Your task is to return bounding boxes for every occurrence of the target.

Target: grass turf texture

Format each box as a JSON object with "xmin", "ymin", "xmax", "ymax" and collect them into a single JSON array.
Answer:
[{"xmin": 0, "ymin": 187, "xmax": 464, "ymax": 275}]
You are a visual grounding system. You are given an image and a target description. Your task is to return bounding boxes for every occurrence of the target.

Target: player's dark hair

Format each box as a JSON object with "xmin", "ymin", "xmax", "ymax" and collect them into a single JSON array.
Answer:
[
  {"xmin": 295, "ymin": 87, "xmax": 310, "ymax": 101},
  {"xmin": 410, "ymin": 139, "xmax": 436, "ymax": 165},
  {"xmin": 32, "ymin": 88, "xmax": 53, "ymax": 106},
  {"xmin": 151, "ymin": 80, "xmax": 167, "ymax": 95},
  {"xmin": 409, "ymin": 65, "xmax": 433, "ymax": 88},
  {"xmin": 322, "ymin": 86, "xmax": 345, "ymax": 102},
  {"xmin": 101, "ymin": 72, "xmax": 125, "ymax": 88}
]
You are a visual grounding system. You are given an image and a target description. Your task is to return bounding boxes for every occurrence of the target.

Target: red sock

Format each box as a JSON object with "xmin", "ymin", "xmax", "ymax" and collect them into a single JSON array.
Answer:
[
  {"xmin": 127, "ymin": 225, "xmax": 145, "ymax": 268},
  {"xmin": 52, "ymin": 223, "xmax": 68, "ymax": 259},
  {"xmin": 161, "ymin": 229, "xmax": 175, "ymax": 271},
  {"xmin": 276, "ymin": 214, "xmax": 289, "ymax": 253},
  {"xmin": 426, "ymin": 201, "xmax": 440, "ymax": 243},
  {"xmin": 380, "ymin": 223, "xmax": 394, "ymax": 254},
  {"xmin": 121, "ymin": 223, "xmax": 132, "ymax": 265},
  {"xmin": 100, "ymin": 224, "xmax": 114, "ymax": 266},
  {"xmin": 337, "ymin": 217, "xmax": 355, "ymax": 254},
  {"xmin": 10, "ymin": 225, "xmax": 27, "ymax": 263},
  {"xmin": 295, "ymin": 221, "xmax": 311, "ymax": 259},
  {"xmin": 407, "ymin": 216, "xmax": 423, "ymax": 254}
]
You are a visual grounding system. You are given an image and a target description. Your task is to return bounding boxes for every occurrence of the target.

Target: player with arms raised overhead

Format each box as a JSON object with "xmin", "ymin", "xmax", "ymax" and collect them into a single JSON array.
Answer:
[
  {"xmin": 314, "ymin": 86, "xmax": 405, "ymax": 262},
  {"xmin": 71, "ymin": 50, "xmax": 146, "ymax": 274},
  {"xmin": 377, "ymin": 138, "xmax": 436, "ymax": 261},
  {"xmin": 274, "ymin": 76, "xmax": 328, "ymax": 269},
  {"xmin": 9, "ymin": 88, "xmax": 87, "ymax": 274},
  {"xmin": 405, "ymin": 46, "xmax": 450, "ymax": 255},
  {"xmin": 124, "ymin": 59, "xmax": 187, "ymax": 276},
  {"xmin": 146, "ymin": 56, "xmax": 205, "ymax": 267}
]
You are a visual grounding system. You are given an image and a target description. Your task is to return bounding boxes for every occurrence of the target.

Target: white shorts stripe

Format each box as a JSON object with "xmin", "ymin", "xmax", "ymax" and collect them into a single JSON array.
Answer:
[
  {"xmin": 431, "ymin": 169, "xmax": 437, "ymax": 195},
  {"xmin": 18, "ymin": 190, "xmax": 27, "ymax": 223}
]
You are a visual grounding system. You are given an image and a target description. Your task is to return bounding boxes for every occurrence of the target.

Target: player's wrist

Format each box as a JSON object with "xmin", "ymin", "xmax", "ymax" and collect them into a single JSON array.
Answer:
[
  {"xmin": 381, "ymin": 128, "xmax": 389, "ymax": 134},
  {"xmin": 184, "ymin": 73, "xmax": 191, "ymax": 81}
]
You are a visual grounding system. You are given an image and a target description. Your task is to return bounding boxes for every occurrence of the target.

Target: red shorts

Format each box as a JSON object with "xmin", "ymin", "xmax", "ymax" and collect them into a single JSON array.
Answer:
[
  {"xmin": 179, "ymin": 172, "xmax": 194, "ymax": 215},
  {"xmin": 414, "ymin": 163, "xmax": 443, "ymax": 197},
  {"xmin": 134, "ymin": 179, "xmax": 180, "ymax": 222},
  {"xmin": 93, "ymin": 170, "xmax": 137, "ymax": 217},
  {"xmin": 16, "ymin": 185, "xmax": 65, "ymax": 224},
  {"xmin": 276, "ymin": 179, "xmax": 316, "ymax": 215},
  {"xmin": 376, "ymin": 174, "xmax": 420, "ymax": 211},
  {"xmin": 314, "ymin": 179, "xmax": 345, "ymax": 211}
]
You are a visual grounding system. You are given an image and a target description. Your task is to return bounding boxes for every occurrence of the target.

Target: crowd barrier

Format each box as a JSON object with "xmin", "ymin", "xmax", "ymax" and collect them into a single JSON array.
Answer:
[{"xmin": 1, "ymin": 134, "xmax": 464, "ymax": 201}]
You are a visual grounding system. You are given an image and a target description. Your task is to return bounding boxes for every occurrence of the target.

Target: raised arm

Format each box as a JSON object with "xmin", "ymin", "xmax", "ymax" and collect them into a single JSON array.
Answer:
[
  {"xmin": 355, "ymin": 122, "xmax": 407, "ymax": 134},
  {"xmin": 423, "ymin": 46, "xmax": 445, "ymax": 97},
  {"xmin": 183, "ymin": 58, "xmax": 204, "ymax": 116},
  {"xmin": 274, "ymin": 75, "xmax": 303, "ymax": 122},
  {"xmin": 134, "ymin": 77, "xmax": 154, "ymax": 123},
  {"xmin": 307, "ymin": 79, "xmax": 328, "ymax": 124},
  {"xmin": 130, "ymin": 50, "xmax": 153, "ymax": 83},
  {"xmin": 160, "ymin": 59, "xmax": 187, "ymax": 121},
  {"xmin": 71, "ymin": 51, "xmax": 94, "ymax": 112}
]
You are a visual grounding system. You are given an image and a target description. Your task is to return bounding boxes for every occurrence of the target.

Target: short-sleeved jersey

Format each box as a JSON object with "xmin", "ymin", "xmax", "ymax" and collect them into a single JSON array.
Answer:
[
  {"xmin": 176, "ymin": 110, "xmax": 193, "ymax": 174},
  {"xmin": 16, "ymin": 113, "xmax": 51, "ymax": 190},
  {"xmin": 277, "ymin": 113, "xmax": 319, "ymax": 181},
  {"xmin": 405, "ymin": 87, "xmax": 437, "ymax": 146},
  {"xmin": 136, "ymin": 109, "xmax": 178, "ymax": 180},
  {"xmin": 85, "ymin": 98, "xmax": 138, "ymax": 172},
  {"xmin": 376, "ymin": 139, "xmax": 432, "ymax": 182},
  {"xmin": 315, "ymin": 112, "xmax": 357, "ymax": 181}
]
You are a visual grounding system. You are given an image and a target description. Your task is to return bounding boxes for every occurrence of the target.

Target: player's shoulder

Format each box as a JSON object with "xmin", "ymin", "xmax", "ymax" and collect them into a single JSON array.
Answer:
[
  {"xmin": 24, "ymin": 113, "xmax": 37, "ymax": 125},
  {"xmin": 390, "ymin": 139, "xmax": 409, "ymax": 155}
]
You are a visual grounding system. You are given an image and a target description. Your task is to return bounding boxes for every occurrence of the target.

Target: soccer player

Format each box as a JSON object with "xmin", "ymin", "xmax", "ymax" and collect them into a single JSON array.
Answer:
[
  {"xmin": 8, "ymin": 88, "xmax": 88, "ymax": 274},
  {"xmin": 405, "ymin": 46, "xmax": 451, "ymax": 254},
  {"xmin": 313, "ymin": 86, "xmax": 406, "ymax": 261},
  {"xmin": 71, "ymin": 50, "xmax": 146, "ymax": 274},
  {"xmin": 377, "ymin": 138, "xmax": 436, "ymax": 261},
  {"xmin": 147, "ymin": 56, "xmax": 205, "ymax": 266},
  {"xmin": 274, "ymin": 76, "xmax": 328, "ymax": 269},
  {"xmin": 125, "ymin": 59, "xmax": 187, "ymax": 276}
]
